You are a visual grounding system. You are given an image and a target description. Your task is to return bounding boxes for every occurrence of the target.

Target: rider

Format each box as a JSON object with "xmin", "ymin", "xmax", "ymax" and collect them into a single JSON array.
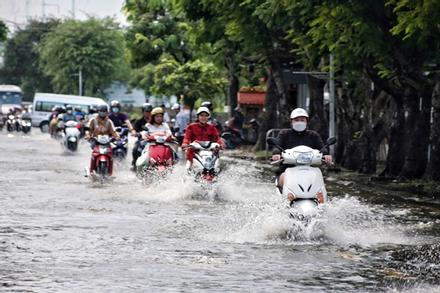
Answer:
[
  {"xmin": 181, "ymin": 106, "xmax": 224, "ymax": 170},
  {"xmin": 62, "ymin": 105, "xmax": 77, "ymax": 122},
  {"xmin": 201, "ymin": 101, "xmax": 223, "ymax": 132},
  {"xmin": 49, "ymin": 106, "xmax": 62, "ymax": 136},
  {"xmin": 108, "ymin": 100, "xmax": 136, "ymax": 136},
  {"xmin": 140, "ymin": 107, "xmax": 178, "ymax": 165},
  {"xmin": 74, "ymin": 105, "xmax": 85, "ymax": 121},
  {"xmin": 85, "ymin": 105, "xmax": 120, "ymax": 176},
  {"xmin": 131, "ymin": 103, "xmax": 153, "ymax": 168},
  {"xmin": 133, "ymin": 103, "xmax": 153, "ymax": 132},
  {"xmin": 143, "ymin": 107, "xmax": 173, "ymax": 137},
  {"xmin": 271, "ymin": 108, "xmax": 333, "ymax": 201}
]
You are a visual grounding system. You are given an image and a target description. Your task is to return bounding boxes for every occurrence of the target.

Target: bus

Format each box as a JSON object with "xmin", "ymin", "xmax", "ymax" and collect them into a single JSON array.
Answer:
[
  {"xmin": 31, "ymin": 93, "xmax": 108, "ymax": 132},
  {"xmin": 0, "ymin": 85, "xmax": 23, "ymax": 111}
]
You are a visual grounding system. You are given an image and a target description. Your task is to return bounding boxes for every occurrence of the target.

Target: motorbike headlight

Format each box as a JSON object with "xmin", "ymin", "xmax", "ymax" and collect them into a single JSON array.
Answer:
[
  {"xmin": 295, "ymin": 151, "xmax": 313, "ymax": 164},
  {"xmin": 155, "ymin": 136, "xmax": 165, "ymax": 143},
  {"xmin": 99, "ymin": 146, "xmax": 108, "ymax": 154}
]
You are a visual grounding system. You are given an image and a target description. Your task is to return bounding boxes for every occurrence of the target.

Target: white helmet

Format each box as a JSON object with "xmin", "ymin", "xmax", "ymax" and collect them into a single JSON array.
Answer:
[
  {"xmin": 196, "ymin": 106, "xmax": 210, "ymax": 116},
  {"xmin": 171, "ymin": 103, "xmax": 180, "ymax": 110},
  {"xmin": 290, "ymin": 108, "xmax": 309, "ymax": 119}
]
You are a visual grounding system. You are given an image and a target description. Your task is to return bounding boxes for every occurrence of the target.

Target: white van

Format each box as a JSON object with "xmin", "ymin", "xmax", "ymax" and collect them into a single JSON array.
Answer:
[{"xmin": 31, "ymin": 93, "xmax": 107, "ymax": 132}]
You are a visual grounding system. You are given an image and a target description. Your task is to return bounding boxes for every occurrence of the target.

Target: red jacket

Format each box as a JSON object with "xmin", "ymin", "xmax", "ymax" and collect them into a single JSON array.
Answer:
[{"xmin": 183, "ymin": 122, "xmax": 222, "ymax": 145}]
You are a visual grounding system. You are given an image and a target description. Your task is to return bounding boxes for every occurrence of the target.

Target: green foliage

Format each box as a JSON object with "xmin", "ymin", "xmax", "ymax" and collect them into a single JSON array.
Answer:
[
  {"xmin": 0, "ymin": 20, "xmax": 7, "ymax": 42},
  {"xmin": 124, "ymin": 0, "xmax": 227, "ymax": 107},
  {"xmin": 39, "ymin": 17, "xmax": 129, "ymax": 96},
  {"xmin": 151, "ymin": 56, "xmax": 226, "ymax": 102},
  {"xmin": 0, "ymin": 19, "xmax": 60, "ymax": 100}
]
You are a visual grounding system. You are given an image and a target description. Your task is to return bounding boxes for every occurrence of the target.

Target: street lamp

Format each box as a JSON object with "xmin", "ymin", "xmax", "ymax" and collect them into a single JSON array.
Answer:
[{"xmin": 71, "ymin": 69, "xmax": 83, "ymax": 96}]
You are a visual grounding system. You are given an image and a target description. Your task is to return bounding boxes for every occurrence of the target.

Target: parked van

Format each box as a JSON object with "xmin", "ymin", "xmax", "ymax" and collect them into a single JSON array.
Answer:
[{"xmin": 31, "ymin": 93, "xmax": 107, "ymax": 132}]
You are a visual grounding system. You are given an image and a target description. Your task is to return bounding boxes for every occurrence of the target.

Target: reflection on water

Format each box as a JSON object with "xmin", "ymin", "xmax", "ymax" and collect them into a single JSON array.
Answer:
[{"xmin": 0, "ymin": 132, "xmax": 439, "ymax": 292}]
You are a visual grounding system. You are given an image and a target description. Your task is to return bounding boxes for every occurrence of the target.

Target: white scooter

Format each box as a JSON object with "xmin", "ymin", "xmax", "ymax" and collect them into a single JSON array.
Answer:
[
  {"xmin": 63, "ymin": 120, "xmax": 81, "ymax": 152},
  {"xmin": 188, "ymin": 141, "xmax": 221, "ymax": 182},
  {"xmin": 267, "ymin": 137, "xmax": 336, "ymax": 217}
]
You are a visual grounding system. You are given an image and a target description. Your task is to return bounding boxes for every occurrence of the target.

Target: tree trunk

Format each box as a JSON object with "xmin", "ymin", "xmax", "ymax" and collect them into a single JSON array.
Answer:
[
  {"xmin": 253, "ymin": 68, "xmax": 279, "ymax": 151},
  {"xmin": 425, "ymin": 75, "xmax": 440, "ymax": 182},
  {"xmin": 399, "ymin": 87, "xmax": 431, "ymax": 179},
  {"xmin": 228, "ymin": 74, "xmax": 239, "ymax": 116},
  {"xmin": 380, "ymin": 98, "xmax": 405, "ymax": 177},
  {"xmin": 307, "ymin": 75, "xmax": 328, "ymax": 140},
  {"xmin": 270, "ymin": 56, "xmax": 290, "ymax": 128}
]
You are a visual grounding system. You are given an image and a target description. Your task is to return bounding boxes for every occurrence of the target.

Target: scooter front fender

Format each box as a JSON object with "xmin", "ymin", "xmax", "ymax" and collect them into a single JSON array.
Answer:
[{"xmin": 291, "ymin": 199, "xmax": 319, "ymax": 217}]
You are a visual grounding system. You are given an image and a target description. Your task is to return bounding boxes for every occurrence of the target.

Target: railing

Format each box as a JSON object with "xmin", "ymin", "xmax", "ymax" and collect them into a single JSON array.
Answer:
[{"xmin": 265, "ymin": 128, "xmax": 289, "ymax": 156}]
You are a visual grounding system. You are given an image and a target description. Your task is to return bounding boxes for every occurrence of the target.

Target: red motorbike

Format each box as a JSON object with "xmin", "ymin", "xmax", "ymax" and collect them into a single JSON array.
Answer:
[
  {"xmin": 136, "ymin": 133, "xmax": 178, "ymax": 179},
  {"xmin": 88, "ymin": 135, "xmax": 114, "ymax": 183}
]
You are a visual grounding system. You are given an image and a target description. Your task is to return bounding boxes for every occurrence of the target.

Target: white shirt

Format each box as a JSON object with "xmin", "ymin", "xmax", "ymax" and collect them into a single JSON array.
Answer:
[{"xmin": 143, "ymin": 122, "xmax": 172, "ymax": 137}]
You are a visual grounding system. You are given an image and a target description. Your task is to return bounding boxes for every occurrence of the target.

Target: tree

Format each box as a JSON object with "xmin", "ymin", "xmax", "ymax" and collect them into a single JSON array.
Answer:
[
  {"xmin": 0, "ymin": 19, "xmax": 59, "ymax": 100},
  {"xmin": 124, "ymin": 0, "xmax": 227, "ymax": 110},
  {"xmin": 39, "ymin": 17, "xmax": 129, "ymax": 96},
  {"xmin": 0, "ymin": 20, "xmax": 7, "ymax": 42}
]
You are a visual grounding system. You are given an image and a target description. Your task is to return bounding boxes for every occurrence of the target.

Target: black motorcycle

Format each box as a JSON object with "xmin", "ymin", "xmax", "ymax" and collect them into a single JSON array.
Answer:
[
  {"xmin": 221, "ymin": 119, "xmax": 260, "ymax": 149},
  {"xmin": 112, "ymin": 126, "xmax": 129, "ymax": 161}
]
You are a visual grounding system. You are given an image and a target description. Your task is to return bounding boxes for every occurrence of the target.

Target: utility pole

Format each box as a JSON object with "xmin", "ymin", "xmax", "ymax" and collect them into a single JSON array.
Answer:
[
  {"xmin": 79, "ymin": 69, "xmax": 83, "ymax": 96},
  {"xmin": 25, "ymin": 0, "xmax": 30, "ymax": 20},
  {"xmin": 42, "ymin": 0, "xmax": 60, "ymax": 20},
  {"xmin": 71, "ymin": 0, "xmax": 75, "ymax": 18},
  {"xmin": 42, "ymin": 0, "xmax": 46, "ymax": 20},
  {"xmin": 329, "ymin": 54, "xmax": 336, "ymax": 156}
]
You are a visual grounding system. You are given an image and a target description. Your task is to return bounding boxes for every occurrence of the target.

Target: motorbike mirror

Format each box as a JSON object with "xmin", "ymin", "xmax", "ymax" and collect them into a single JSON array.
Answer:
[
  {"xmin": 326, "ymin": 137, "xmax": 337, "ymax": 145},
  {"xmin": 266, "ymin": 137, "xmax": 284, "ymax": 151},
  {"xmin": 320, "ymin": 137, "xmax": 337, "ymax": 153}
]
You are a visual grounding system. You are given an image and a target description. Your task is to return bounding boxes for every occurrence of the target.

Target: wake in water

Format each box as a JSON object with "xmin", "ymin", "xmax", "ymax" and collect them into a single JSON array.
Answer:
[{"xmin": 204, "ymin": 194, "xmax": 422, "ymax": 247}]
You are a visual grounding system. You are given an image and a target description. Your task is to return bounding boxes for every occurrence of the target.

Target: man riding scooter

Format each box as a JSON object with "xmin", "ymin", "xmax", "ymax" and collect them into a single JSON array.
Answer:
[
  {"xmin": 108, "ymin": 100, "xmax": 136, "ymax": 136},
  {"xmin": 271, "ymin": 108, "xmax": 333, "ymax": 202},
  {"xmin": 132, "ymin": 103, "xmax": 153, "ymax": 169}
]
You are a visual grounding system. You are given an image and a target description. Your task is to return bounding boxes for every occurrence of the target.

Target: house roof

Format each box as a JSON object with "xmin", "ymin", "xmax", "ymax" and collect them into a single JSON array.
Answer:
[{"xmin": 238, "ymin": 92, "xmax": 266, "ymax": 105}]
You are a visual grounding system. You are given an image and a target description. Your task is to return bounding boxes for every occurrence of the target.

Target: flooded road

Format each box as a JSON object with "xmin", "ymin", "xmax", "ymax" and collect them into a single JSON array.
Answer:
[{"xmin": 1, "ymin": 131, "xmax": 439, "ymax": 292}]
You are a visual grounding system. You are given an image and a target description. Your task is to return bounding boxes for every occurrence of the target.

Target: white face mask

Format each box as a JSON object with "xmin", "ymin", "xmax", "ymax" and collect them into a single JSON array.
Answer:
[{"xmin": 292, "ymin": 121, "xmax": 307, "ymax": 132}]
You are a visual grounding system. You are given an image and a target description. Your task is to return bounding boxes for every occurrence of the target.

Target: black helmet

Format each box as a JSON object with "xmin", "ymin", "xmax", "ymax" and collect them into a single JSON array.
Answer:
[
  {"xmin": 66, "ymin": 105, "xmax": 73, "ymax": 111},
  {"xmin": 98, "ymin": 105, "xmax": 108, "ymax": 112},
  {"xmin": 89, "ymin": 106, "xmax": 97, "ymax": 114},
  {"xmin": 59, "ymin": 106, "xmax": 66, "ymax": 114},
  {"xmin": 201, "ymin": 101, "xmax": 213, "ymax": 111},
  {"xmin": 142, "ymin": 103, "xmax": 153, "ymax": 112},
  {"xmin": 74, "ymin": 105, "xmax": 82, "ymax": 112}
]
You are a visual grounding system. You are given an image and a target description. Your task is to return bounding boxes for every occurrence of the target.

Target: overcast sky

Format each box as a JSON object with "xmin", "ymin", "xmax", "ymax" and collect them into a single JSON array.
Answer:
[{"xmin": 0, "ymin": 0, "xmax": 127, "ymax": 31}]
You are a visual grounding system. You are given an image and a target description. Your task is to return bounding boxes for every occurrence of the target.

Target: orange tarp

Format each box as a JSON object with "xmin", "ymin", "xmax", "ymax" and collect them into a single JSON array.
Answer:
[{"xmin": 237, "ymin": 92, "xmax": 266, "ymax": 105}]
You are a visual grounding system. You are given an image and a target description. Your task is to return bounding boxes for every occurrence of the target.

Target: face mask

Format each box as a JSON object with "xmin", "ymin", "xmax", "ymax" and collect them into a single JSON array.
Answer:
[
  {"xmin": 67, "ymin": 110, "xmax": 72, "ymax": 114},
  {"xmin": 98, "ymin": 111, "xmax": 107, "ymax": 118},
  {"xmin": 112, "ymin": 107, "xmax": 119, "ymax": 113},
  {"xmin": 292, "ymin": 121, "xmax": 307, "ymax": 132}
]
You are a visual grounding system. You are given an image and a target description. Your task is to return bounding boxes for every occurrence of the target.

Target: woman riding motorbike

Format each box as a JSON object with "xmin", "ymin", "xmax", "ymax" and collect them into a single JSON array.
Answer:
[{"xmin": 181, "ymin": 107, "xmax": 224, "ymax": 170}]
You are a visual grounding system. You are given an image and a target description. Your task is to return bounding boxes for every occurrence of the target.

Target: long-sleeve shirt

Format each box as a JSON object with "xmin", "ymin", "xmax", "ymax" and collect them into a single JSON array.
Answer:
[
  {"xmin": 273, "ymin": 128, "xmax": 325, "ymax": 174},
  {"xmin": 183, "ymin": 122, "xmax": 222, "ymax": 145}
]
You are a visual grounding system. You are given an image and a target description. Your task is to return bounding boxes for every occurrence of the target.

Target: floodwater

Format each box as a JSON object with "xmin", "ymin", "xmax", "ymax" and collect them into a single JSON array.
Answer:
[{"xmin": 1, "ymin": 131, "xmax": 439, "ymax": 292}]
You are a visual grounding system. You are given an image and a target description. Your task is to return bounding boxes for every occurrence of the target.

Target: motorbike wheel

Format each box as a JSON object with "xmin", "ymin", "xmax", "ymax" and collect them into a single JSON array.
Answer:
[
  {"xmin": 68, "ymin": 141, "xmax": 78, "ymax": 151},
  {"xmin": 96, "ymin": 161, "xmax": 108, "ymax": 184},
  {"xmin": 7, "ymin": 124, "xmax": 13, "ymax": 132}
]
